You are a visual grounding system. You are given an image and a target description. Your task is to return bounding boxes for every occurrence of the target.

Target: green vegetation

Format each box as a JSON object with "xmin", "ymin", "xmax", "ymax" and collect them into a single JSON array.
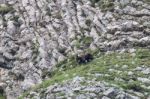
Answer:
[
  {"xmin": 74, "ymin": 36, "xmax": 93, "ymax": 48},
  {"xmin": 58, "ymin": 47, "xmax": 67, "ymax": 56},
  {"xmin": 98, "ymin": 0, "xmax": 114, "ymax": 11},
  {"xmin": 90, "ymin": 0, "xmax": 114, "ymax": 11},
  {"xmin": 0, "ymin": 4, "xmax": 14, "ymax": 15},
  {"xmin": 90, "ymin": 0, "xmax": 100, "ymax": 7},
  {"xmin": 19, "ymin": 48, "xmax": 150, "ymax": 99},
  {"xmin": 82, "ymin": 37, "xmax": 93, "ymax": 46},
  {"xmin": 85, "ymin": 19, "xmax": 92, "ymax": 26},
  {"xmin": 31, "ymin": 39, "xmax": 40, "ymax": 62},
  {"xmin": 144, "ymin": 0, "xmax": 150, "ymax": 4},
  {"xmin": 122, "ymin": 81, "xmax": 144, "ymax": 92},
  {"xmin": 0, "ymin": 88, "xmax": 5, "ymax": 99},
  {"xmin": 0, "ymin": 94, "xmax": 5, "ymax": 99}
]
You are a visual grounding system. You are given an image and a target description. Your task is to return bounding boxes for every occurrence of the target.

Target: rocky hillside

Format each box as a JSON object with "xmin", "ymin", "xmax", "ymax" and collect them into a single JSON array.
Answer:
[
  {"xmin": 19, "ymin": 48, "xmax": 150, "ymax": 99},
  {"xmin": 0, "ymin": 0, "xmax": 150, "ymax": 99}
]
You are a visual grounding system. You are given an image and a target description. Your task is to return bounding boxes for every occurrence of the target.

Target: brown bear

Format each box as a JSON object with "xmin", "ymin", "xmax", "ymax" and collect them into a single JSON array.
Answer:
[{"xmin": 76, "ymin": 53, "xmax": 93, "ymax": 64}]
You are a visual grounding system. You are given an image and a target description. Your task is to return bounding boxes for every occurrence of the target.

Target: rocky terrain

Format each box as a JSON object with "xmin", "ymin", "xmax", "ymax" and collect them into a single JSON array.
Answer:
[
  {"xmin": 18, "ymin": 48, "xmax": 150, "ymax": 99},
  {"xmin": 0, "ymin": 0, "xmax": 150, "ymax": 99}
]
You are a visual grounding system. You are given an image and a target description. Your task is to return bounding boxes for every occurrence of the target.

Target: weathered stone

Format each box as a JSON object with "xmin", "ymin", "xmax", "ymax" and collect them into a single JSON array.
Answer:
[{"xmin": 0, "ymin": 0, "xmax": 150, "ymax": 98}]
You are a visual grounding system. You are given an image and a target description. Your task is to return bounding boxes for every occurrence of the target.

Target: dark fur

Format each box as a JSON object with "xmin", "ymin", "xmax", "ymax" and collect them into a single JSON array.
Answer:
[{"xmin": 76, "ymin": 53, "xmax": 93, "ymax": 64}]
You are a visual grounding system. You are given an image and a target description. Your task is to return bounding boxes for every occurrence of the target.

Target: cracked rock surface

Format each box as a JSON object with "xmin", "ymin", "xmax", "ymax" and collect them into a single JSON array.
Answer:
[{"xmin": 0, "ymin": 0, "xmax": 150, "ymax": 98}]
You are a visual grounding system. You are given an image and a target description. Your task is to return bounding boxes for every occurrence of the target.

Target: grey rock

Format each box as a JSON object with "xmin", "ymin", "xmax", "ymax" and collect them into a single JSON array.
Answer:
[
  {"xmin": 102, "ymin": 96, "xmax": 111, "ymax": 99},
  {"xmin": 103, "ymin": 88, "xmax": 118, "ymax": 97},
  {"xmin": 142, "ymin": 68, "xmax": 150, "ymax": 74},
  {"xmin": 137, "ymin": 77, "xmax": 150, "ymax": 84}
]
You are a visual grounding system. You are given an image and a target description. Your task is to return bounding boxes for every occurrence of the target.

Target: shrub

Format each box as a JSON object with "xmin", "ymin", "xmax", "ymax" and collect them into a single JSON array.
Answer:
[
  {"xmin": 0, "ymin": 87, "xmax": 5, "ymax": 99},
  {"xmin": 136, "ymin": 49, "xmax": 150, "ymax": 59},
  {"xmin": 82, "ymin": 36, "xmax": 93, "ymax": 47},
  {"xmin": 74, "ymin": 36, "xmax": 93, "ymax": 49},
  {"xmin": 85, "ymin": 19, "xmax": 92, "ymax": 26},
  {"xmin": 90, "ymin": 0, "xmax": 101, "ymax": 7},
  {"xmin": 0, "ymin": 4, "xmax": 13, "ymax": 15},
  {"xmin": 98, "ymin": 0, "xmax": 114, "ymax": 12},
  {"xmin": 58, "ymin": 47, "xmax": 66, "ymax": 55},
  {"xmin": 123, "ymin": 82, "xmax": 144, "ymax": 92},
  {"xmin": 41, "ymin": 69, "xmax": 53, "ymax": 79},
  {"xmin": 90, "ymin": 0, "xmax": 115, "ymax": 11},
  {"xmin": 74, "ymin": 39, "xmax": 82, "ymax": 49},
  {"xmin": 144, "ymin": 0, "xmax": 150, "ymax": 4}
]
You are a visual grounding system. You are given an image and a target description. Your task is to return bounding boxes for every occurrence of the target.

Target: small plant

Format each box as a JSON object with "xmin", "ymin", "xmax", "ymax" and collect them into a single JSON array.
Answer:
[
  {"xmin": 0, "ymin": 4, "xmax": 14, "ymax": 15},
  {"xmin": 144, "ymin": 0, "xmax": 150, "ymax": 4},
  {"xmin": 85, "ymin": 19, "xmax": 92, "ymax": 26},
  {"xmin": 90, "ymin": 0, "xmax": 114, "ymax": 11},
  {"xmin": 12, "ymin": 16, "xmax": 19, "ymax": 22},
  {"xmin": 99, "ymin": 0, "xmax": 114, "ymax": 12},
  {"xmin": 74, "ymin": 36, "xmax": 93, "ymax": 48},
  {"xmin": 31, "ymin": 40, "xmax": 40, "ymax": 62},
  {"xmin": 0, "ymin": 88, "xmax": 5, "ymax": 99},
  {"xmin": 90, "ymin": 0, "xmax": 100, "ymax": 7},
  {"xmin": 41, "ymin": 69, "xmax": 52, "ymax": 79},
  {"xmin": 82, "ymin": 36, "xmax": 93, "ymax": 47},
  {"xmin": 74, "ymin": 39, "xmax": 82, "ymax": 49},
  {"xmin": 0, "ymin": 95, "xmax": 5, "ymax": 99},
  {"xmin": 122, "ymin": 81, "xmax": 144, "ymax": 92},
  {"xmin": 54, "ymin": 12, "xmax": 62, "ymax": 19},
  {"xmin": 58, "ymin": 47, "xmax": 66, "ymax": 55},
  {"xmin": 56, "ymin": 55, "xmax": 77, "ymax": 71},
  {"xmin": 136, "ymin": 48, "xmax": 150, "ymax": 59}
]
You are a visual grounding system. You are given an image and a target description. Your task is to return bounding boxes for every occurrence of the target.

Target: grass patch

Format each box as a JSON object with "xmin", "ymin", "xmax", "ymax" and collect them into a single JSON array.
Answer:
[
  {"xmin": 19, "ymin": 48, "xmax": 150, "ymax": 98},
  {"xmin": 0, "ymin": 4, "xmax": 14, "ymax": 15},
  {"xmin": 121, "ymin": 81, "xmax": 144, "ymax": 92},
  {"xmin": 90, "ymin": 0, "xmax": 115, "ymax": 11},
  {"xmin": 74, "ymin": 36, "xmax": 93, "ymax": 48},
  {"xmin": 144, "ymin": 0, "xmax": 150, "ymax": 4},
  {"xmin": 0, "ymin": 94, "xmax": 5, "ymax": 99},
  {"xmin": 99, "ymin": 0, "xmax": 114, "ymax": 12}
]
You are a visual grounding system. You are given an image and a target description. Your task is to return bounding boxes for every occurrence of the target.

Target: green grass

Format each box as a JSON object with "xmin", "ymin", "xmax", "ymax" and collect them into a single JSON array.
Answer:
[
  {"xmin": 144, "ymin": 0, "xmax": 150, "ymax": 4},
  {"xmin": 74, "ymin": 36, "xmax": 93, "ymax": 48},
  {"xmin": 0, "ymin": 95, "xmax": 5, "ymax": 99},
  {"xmin": 90, "ymin": 0, "xmax": 115, "ymax": 11},
  {"xmin": 99, "ymin": 0, "xmax": 114, "ymax": 12},
  {"xmin": 19, "ymin": 48, "xmax": 150, "ymax": 99},
  {"xmin": 0, "ymin": 4, "xmax": 13, "ymax": 15}
]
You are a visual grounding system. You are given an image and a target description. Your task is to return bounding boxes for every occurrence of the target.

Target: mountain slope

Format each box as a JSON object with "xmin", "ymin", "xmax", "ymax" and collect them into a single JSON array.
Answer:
[
  {"xmin": 19, "ymin": 48, "xmax": 150, "ymax": 99},
  {"xmin": 0, "ymin": 0, "xmax": 150, "ymax": 98}
]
